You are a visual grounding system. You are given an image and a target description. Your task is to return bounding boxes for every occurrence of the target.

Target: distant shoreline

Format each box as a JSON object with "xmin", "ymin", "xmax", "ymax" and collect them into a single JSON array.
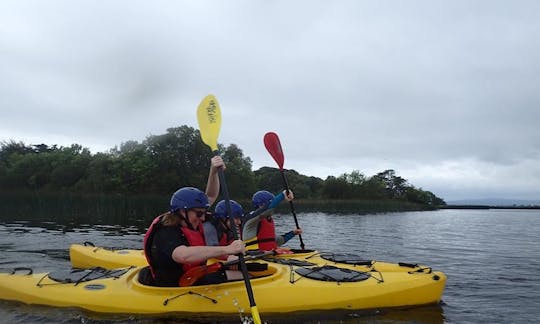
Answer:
[{"xmin": 439, "ymin": 205, "xmax": 540, "ymax": 210}]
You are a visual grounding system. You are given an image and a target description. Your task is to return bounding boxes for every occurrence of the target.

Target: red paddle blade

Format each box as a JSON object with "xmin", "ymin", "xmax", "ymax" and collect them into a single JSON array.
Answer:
[
  {"xmin": 178, "ymin": 262, "xmax": 222, "ymax": 287},
  {"xmin": 263, "ymin": 132, "xmax": 285, "ymax": 170}
]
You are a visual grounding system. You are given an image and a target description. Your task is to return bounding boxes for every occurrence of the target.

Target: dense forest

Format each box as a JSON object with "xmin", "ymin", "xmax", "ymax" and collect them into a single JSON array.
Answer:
[{"xmin": 0, "ymin": 126, "xmax": 445, "ymax": 208}]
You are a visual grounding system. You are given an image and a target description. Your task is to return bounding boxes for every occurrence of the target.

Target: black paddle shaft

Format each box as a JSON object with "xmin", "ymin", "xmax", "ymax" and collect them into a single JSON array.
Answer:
[
  {"xmin": 215, "ymin": 163, "xmax": 257, "ymax": 308},
  {"xmin": 280, "ymin": 171, "xmax": 305, "ymax": 250}
]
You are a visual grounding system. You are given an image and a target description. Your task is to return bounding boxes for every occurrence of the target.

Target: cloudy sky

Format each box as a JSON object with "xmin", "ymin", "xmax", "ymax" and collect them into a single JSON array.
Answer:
[{"xmin": 1, "ymin": 1, "xmax": 539, "ymax": 202}]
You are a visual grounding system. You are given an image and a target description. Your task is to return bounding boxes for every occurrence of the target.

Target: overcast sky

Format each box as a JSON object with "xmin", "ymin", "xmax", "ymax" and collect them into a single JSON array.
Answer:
[{"xmin": 1, "ymin": 1, "xmax": 539, "ymax": 202}]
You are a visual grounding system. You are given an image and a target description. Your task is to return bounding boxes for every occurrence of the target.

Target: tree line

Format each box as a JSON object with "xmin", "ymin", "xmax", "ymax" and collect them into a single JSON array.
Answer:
[{"xmin": 0, "ymin": 125, "xmax": 445, "ymax": 207}]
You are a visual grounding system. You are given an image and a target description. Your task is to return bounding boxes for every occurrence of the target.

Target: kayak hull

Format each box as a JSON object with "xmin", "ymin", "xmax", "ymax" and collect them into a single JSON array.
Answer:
[{"xmin": 0, "ymin": 264, "xmax": 446, "ymax": 315}]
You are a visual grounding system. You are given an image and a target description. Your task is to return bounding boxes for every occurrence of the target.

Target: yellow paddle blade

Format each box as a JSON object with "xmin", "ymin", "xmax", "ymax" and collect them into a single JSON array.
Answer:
[{"xmin": 197, "ymin": 94, "xmax": 222, "ymax": 152}]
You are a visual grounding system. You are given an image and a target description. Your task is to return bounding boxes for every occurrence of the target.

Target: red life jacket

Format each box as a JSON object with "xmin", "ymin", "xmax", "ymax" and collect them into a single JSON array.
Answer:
[
  {"xmin": 143, "ymin": 214, "xmax": 165, "ymax": 278},
  {"xmin": 179, "ymin": 225, "xmax": 207, "ymax": 271},
  {"xmin": 218, "ymin": 232, "xmax": 229, "ymax": 246},
  {"xmin": 143, "ymin": 213, "xmax": 206, "ymax": 278},
  {"xmin": 214, "ymin": 217, "xmax": 233, "ymax": 246},
  {"xmin": 219, "ymin": 219, "xmax": 239, "ymax": 246},
  {"xmin": 217, "ymin": 221, "xmax": 236, "ymax": 261},
  {"xmin": 257, "ymin": 216, "xmax": 277, "ymax": 251}
]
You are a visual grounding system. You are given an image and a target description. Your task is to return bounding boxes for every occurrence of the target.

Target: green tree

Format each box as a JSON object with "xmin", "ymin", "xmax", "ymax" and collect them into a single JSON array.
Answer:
[
  {"xmin": 221, "ymin": 143, "xmax": 255, "ymax": 200},
  {"xmin": 283, "ymin": 169, "xmax": 318, "ymax": 199},
  {"xmin": 372, "ymin": 169, "xmax": 409, "ymax": 199},
  {"xmin": 110, "ymin": 141, "xmax": 155, "ymax": 194},
  {"xmin": 0, "ymin": 127, "xmax": 446, "ymax": 207},
  {"xmin": 0, "ymin": 141, "xmax": 34, "ymax": 161},
  {"xmin": 254, "ymin": 167, "xmax": 284, "ymax": 194},
  {"xmin": 406, "ymin": 186, "xmax": 445, "ymax": 206},
  {"xmin": 75, "ymin": 152, "xmax": 117, "ymax": 193},
  {"xmin": 49, "ymin": 144, "xmax": 92, "ymax": 189},
  {"xmin": 254, "ymin": 167, "xmax": 318, "ymax": 199},
  {"xmin": 321, "ymin": 176, "xmax": 350, "ymax": 199},
  {"xmin": 14, "ymin": 152, "xmax": 53, "ymax": 189},
  {"xmin": 305, "ymin": 176, "xmax": 324, "ymax": 198},
  {"xmin": 142, "ymin": 126, "xmax": 212, "ymax": 193}
]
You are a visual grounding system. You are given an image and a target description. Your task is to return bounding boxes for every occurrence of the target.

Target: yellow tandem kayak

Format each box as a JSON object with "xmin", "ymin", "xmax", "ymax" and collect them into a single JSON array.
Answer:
[
  {"xmin": 0, "ymin": 261, "xmax": 446, "ymax": 315},
  {"xmin": 69, "ymin": 242, "xmax": 435, "ymax": 274}
]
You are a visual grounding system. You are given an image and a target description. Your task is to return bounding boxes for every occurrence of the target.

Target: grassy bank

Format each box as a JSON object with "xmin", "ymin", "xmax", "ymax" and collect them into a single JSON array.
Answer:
[
  {"xmin": 280, "ymin": 199, "xmax": 436, "ymax": 214},
  {"xmin": 0, "ymin": 190, "xmax": 435, "ymax": 227}
]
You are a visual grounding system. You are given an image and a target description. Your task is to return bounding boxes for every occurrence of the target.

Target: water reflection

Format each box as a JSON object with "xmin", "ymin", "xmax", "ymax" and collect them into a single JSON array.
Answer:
[
  {"xmin": 0, "ymin": 220, "xmax": 144, "ymax": 236},
  {"xmin": 2, "ymin": 209, "xmax": 540, "ymax": 323},
  {"xmin": 0, "ymin": 300, "xmax": 445, "ymax": 324}
]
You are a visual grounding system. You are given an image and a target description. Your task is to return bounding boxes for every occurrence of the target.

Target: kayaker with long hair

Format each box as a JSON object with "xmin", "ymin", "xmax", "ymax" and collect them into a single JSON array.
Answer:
[
  {"xmin": 243, "ymin": 190, "xmax": 302, "ymax": 251},
  {"xmin": 142, "ymin": 156, "xmax": 245, "ymax": 287}
]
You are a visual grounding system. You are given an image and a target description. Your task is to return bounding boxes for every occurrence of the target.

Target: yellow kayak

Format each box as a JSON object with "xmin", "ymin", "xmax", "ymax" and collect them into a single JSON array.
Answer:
[
  {"xmin": 0, "ymin": 261, "xmax": 446, "ymax": 315},
  {"xmin": 70, "ymin": 242, "xmax": 435, "ymax": 274},
  {"xmin": 70, "ymin": 242, "xmax": 147, "ymax": 269}
]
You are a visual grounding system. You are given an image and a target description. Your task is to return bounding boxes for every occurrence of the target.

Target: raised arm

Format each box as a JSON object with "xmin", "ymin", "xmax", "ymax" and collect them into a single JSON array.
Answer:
[
  {"xmin": 205, "ymin": 156, "xmax": 225, "ymax": 205},
  {"xmin": 268, "ymin": 190, "xmax": 294, "ymax": 209}
]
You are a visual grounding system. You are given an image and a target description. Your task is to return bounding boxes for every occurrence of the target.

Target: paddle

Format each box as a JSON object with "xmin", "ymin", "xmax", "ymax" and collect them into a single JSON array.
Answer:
[
  {"xmin": 197, "ymin": 94, "xmax": 262, "ymax": 324},
  {"xmin": 263, "ymin": 132, "xmax": 306, "ymax": 250},
  {"xmin": 179, "ymin": 250, "xmax": 274, "ymax": 287}
]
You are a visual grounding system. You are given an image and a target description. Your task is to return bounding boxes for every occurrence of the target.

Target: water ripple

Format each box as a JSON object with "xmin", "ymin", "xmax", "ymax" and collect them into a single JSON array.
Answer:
[{"xmin": 1, "ymin": 209, "xmax": 540, "ymax": 323}]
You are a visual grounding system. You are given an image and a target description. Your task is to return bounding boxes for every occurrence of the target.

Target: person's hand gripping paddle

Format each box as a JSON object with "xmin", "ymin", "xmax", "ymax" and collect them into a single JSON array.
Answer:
[
  {"xmin": 197, "ymin": 94, "xmax": 262, "ymax": 324},
  {"xmin": 263, "ymin": 131, "xmax": 306, "ymax": 250}
]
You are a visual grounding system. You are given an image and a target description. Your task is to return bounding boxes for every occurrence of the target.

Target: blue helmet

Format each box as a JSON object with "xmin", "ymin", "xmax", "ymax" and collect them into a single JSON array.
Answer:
[
  {"xmin": 214, "ymin": 200, "xmax": 244, "ymax": 219},
  {"xmin": 252, "ymin": 190, "xmax": 274, "ymax": 208},
  {"xmin": 170, "ymin": 187, "xmax": 209, "ymax": 213}
]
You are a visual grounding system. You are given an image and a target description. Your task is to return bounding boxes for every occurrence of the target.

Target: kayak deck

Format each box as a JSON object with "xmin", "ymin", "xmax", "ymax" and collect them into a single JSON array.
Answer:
[
  {"xmin": 0, "ymin": 262, "xmax": 446, "ymax": 315},
  {"xmin": 69, "ymin": 243, "xmax": 434, "ymax": 274}
]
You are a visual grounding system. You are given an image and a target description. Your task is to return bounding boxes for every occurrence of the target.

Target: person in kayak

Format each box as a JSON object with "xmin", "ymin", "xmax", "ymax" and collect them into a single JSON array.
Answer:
[
  {"xmin": 142, "ymin": 156, "xmax": 245, "ymax": 287},
  {"xmin": 203, "ymin": 199, "xmax": 244, "ymax": 246},
  {"xmin": 242, "ymin": 190, "xmax": 302, "ymax": 251}
]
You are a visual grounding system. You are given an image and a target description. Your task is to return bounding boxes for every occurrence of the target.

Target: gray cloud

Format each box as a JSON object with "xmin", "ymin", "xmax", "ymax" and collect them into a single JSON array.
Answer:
[{"xmin": 1, "ymin": 0, "xmax": 539, "ymax": 201}]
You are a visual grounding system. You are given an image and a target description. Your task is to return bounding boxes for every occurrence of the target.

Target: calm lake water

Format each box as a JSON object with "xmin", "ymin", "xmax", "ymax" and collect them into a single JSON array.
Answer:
[{"xmin": 1, "ymin": 208, "xmax": 539, "ymax": 323}]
